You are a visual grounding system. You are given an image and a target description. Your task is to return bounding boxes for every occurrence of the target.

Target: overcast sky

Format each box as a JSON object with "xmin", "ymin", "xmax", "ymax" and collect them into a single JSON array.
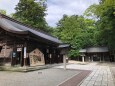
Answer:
[{"xmin": 0, "ymin": 0, "xmax": 99, "ymax": 27}]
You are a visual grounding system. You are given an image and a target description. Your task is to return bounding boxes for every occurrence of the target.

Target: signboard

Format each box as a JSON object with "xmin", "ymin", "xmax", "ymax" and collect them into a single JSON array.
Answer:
[
  {"xmin": 13, "ymin": 52, "xmax": 16, "ymax": 58},
  {"xmin": 17, "ymin": 48, "xmax": 22, "ymax": 52},
  {"xmin": 24, "ymin": 47, "xmax": 26, "ymax": 58},
  {"xmin": 29, "ymin": 48, "xmax": 45, "ymax": 66}
]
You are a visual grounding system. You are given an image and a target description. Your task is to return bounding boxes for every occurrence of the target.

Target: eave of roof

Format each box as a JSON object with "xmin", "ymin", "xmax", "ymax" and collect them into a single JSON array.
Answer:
[
  {"xmin": 86, "ymin": 47, "xmax": 108, "ymax": 53},
  {"xmin": 79, "ymin": 47, "xmax": 109, "ymax": 53},
  {"xmin": 79, "ymin": 49, "xmax": 86, "ymax": 53},
  {"xmin": 58, "ymin": 44, "xmax": 70, "ymax": 48}
]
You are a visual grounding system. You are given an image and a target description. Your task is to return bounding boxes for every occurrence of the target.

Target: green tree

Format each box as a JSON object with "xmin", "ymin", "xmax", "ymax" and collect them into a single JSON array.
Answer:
[
  {"xmin": 13, "ymin": 0, "xmax": 47, "ymax": 31},
  {"xmin": 55, "ymin": 15, "xmax": 96, "ymax": 58},
  {"xmin": 84, "ymin": 0, "xmax": 115, "ymax": 18}
]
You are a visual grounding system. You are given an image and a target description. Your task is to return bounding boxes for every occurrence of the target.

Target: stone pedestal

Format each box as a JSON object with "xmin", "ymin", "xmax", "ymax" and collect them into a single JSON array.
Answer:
[
  {"xmin": 82, "ymin": 56, "xmax": 84, "ymax": 63},
  {"xmin": 63, "ymin": 55, "xmax": 66, "ymax": 70}
]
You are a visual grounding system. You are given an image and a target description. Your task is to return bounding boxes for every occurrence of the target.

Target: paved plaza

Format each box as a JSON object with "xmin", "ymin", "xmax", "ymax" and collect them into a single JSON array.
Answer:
[
  {"xmin": 0, "ymin": 62, "xmax": 115, "ymax": 86},
  {"xmin": 56, "ymin": 62, "xmax": 115, "ymax": 86}
]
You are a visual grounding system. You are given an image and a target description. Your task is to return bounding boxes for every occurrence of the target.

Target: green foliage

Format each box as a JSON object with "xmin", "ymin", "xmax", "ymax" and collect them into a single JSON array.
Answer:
[
  {"xmin": 0, "ymin": 9, "xmax": 6, "ymax": 15},
  {"xmin": 84, "ymin": 4, "xmax": 99, "ymax": 19},
  {"xmin": 54, "ymin": 15, "xmax": 97, "ymax": 58},
  {"xmin": 99, "ymin": 7, "xmax": 115, "ymax": 49},
  {"xmin": 85, "ymin": 0, "xmax": 115, "ymax": 50},
  {"xmin": 46, "ymin": 26, "xmax": 55, "ymax": 34},
  {"xmin": 13, "ymin": 0, "xmax": 48, "ymax": 31}
]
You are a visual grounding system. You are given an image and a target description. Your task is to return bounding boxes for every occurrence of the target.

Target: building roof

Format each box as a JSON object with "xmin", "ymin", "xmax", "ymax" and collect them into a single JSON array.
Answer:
[
  {"xmin": 0, "ymin": 13, "xmax": 62, "ymax": 45},
  {"xmin": 58, "ymin": 44, "xmax": 70, "ymax": 48},
  {"xmin": 86, "ymin": 47, "xmax": 108, "ymax": 53},
  {"xmin": 79, "ymin": 49, "xmax": 86, "ymax": 53},
  {"xmin": 79, "ymin": 47, "xmax": 109, "ymax": 53}
]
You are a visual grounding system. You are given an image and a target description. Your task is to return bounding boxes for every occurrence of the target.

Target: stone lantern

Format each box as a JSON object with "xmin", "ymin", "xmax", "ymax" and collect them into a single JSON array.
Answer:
[
  {"xmin": 80, "ymin": 53, "xmax": 85, "ymax": 63},
  {"xmin": 58, "ymin": 44, "xmax": 70, "ymax": 70},
  {"xmin": 79, "ymin": 49, "xmax": 86, "ymax": 63}
]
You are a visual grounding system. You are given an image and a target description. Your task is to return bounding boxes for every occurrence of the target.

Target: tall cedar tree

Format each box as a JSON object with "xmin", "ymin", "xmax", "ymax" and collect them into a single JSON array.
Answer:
[{"xmin": 14, "ymin": 0, "xmax": 47, "ymax": 31}]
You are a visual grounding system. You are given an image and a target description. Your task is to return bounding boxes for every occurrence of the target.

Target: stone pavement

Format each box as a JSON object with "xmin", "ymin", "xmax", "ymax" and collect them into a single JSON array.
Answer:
[
  {"xmin": 55, "ymin": 62, "xmax": 115, "ymax": 86},
  {"xmin": 0, "ymin": 62, "xmax": 114, "ymax": 86}
]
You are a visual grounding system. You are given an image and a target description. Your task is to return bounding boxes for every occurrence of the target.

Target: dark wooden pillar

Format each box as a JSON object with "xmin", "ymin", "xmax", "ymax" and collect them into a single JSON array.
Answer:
[
  {"xmin": 11, "ymin": 42, "xmax": 17, "ymax": 66},
  {"xmin": 20, "ymin": 47, "xmax": 23, "ymax": 66}
]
